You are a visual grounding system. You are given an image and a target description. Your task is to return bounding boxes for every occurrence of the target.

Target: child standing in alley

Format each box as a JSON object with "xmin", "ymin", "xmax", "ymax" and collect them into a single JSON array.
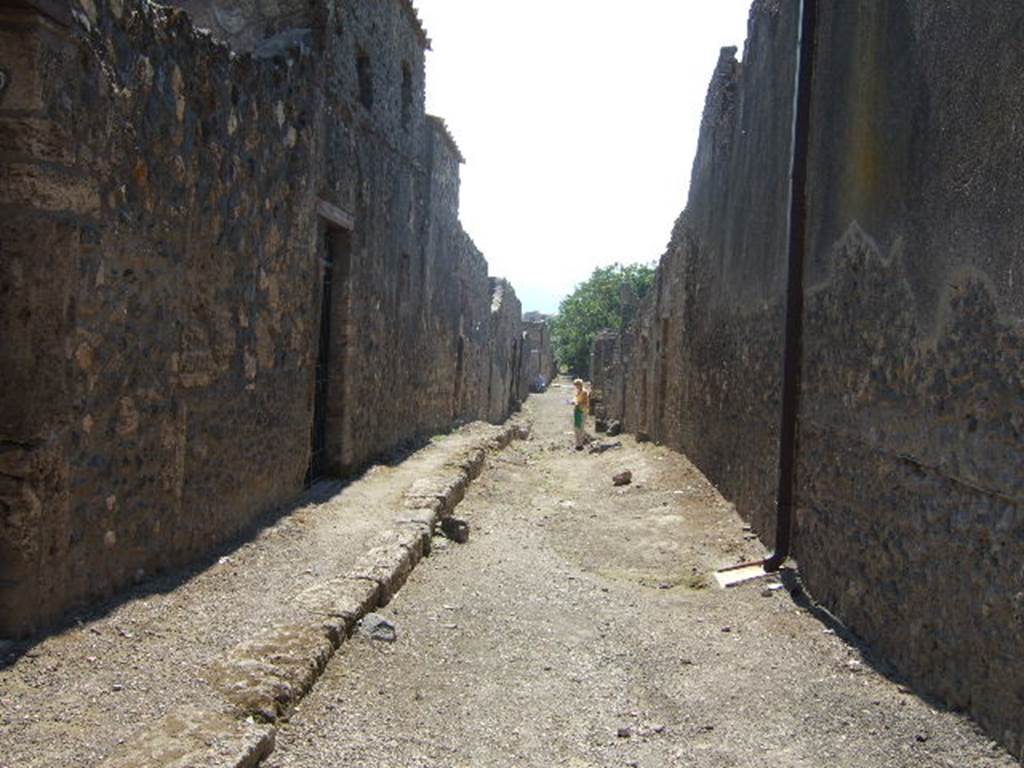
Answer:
[{"xmin": 572, "ymin": 378, "xmax": 590, "ymax": 450}]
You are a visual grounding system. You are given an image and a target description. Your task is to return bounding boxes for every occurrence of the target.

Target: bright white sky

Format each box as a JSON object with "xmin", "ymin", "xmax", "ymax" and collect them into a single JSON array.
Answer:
[{"xmin": 415, "ymin": 1, "xmax": 752, "ymax": 314}]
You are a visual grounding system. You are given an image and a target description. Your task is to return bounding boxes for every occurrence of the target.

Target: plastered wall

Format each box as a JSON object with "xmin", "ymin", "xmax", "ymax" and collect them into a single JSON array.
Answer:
[{"xmin": 593, "ymin": 1, "xmax": 1023, "ymax": 755}]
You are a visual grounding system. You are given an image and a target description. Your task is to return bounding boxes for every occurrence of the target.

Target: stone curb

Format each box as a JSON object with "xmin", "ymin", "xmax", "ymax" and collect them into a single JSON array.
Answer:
[
  {"xmin": 98, "ymin": 418, "xmax": 530, "ymax": 768},
  {"xmin": 97, "ymin": 706, "xmax": 275, "ymax": 768}
]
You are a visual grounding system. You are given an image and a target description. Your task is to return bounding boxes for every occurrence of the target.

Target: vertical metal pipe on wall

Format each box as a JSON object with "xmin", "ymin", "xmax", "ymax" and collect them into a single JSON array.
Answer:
[{"xmin": 764, "ymin": 0, "xmax": 818, "ymax": 572}]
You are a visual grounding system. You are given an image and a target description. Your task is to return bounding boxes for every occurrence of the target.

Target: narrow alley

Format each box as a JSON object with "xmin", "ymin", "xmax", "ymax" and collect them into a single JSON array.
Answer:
[
  {"xmin": 3, "ymin": 1, "xmax": 1022, "ymax": 765},
  {"xmin": 2, "ymin": 384, "xmax": 1016, "ymax": 767},
  {"xmin": 262, "ymin": 383, "xmax": 1014, "ymax": 768}
]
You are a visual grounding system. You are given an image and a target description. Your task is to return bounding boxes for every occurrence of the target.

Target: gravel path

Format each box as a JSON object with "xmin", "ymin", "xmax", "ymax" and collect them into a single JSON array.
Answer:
[
  {"xmin": 0, "ymin": 421, "xmax": 514, "ymax": 768},
  {"xmin": 265, "ymin": 382, "xmax": 1018, "ymax": 768}
]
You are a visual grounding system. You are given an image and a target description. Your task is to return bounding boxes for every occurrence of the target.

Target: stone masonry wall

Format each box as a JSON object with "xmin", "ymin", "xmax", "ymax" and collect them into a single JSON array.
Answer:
[
  {"xmin": 0, "ymin": 0, "xmax": 526, "ymax": 637},
  {"xmin": 588, "ymin": 329, "xmax": 619, "ymax": 422},
  {"xmin": 484, "ymin": 278, "xmax": 524, "ymax": 424},
  {"xmin": 603, "ymin": 4, "xmax": 797, "ymax": 535},
  {"xmin": 597, "ymin": 1, "xmax": 1024, "ymax": 755},
  {"xmin": 521, "ymin": 318, "xmax": 556, "ymax": 391}
]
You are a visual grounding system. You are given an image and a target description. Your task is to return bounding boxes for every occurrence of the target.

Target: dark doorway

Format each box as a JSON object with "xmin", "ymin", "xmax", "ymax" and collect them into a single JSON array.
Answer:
[
  {"xmin": 307, "ymin": 226, "xmax": 351, "ymax": 486},
  {"xmin": 356, "ymin": 52, "xmax": 373, "ymax": 110},
  {"xmin": 508, "ymin": 338, "xmax": 521, "ymax": 413}
]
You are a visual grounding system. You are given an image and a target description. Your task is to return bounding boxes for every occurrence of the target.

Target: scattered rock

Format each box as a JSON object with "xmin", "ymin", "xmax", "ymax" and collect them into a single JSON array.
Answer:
[
  {"xmin": 359, "ymin": 613, "xmax": 397, "ymax": 643},
  {"xmin": 607, "ymin": 420, "xmax": 622, "ymax": 437},
  {"xmin": 612, "ymin": 470, "xmax": 632, "ymax": 486},
  {"xmin": 595, "ymin": 418, "xmax": 608, "ymax": 433},
  {"xmin": 635, "ymin": 432, "xmax": 650, "ymax": 443},
  {"xmin": 440, "ymin": 517, "xmax": 470, "ymax": 543},
  {"xmin": 616, "ymin": 726, "xmax": 632, "ymax": 738},
  {"xmin": 588, "ymin": 440, "xmax": 622, "ymax": 455}
]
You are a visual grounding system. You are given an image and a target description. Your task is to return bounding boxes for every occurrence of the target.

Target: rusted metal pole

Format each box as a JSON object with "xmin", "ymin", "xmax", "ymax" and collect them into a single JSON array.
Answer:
[{"xmin": 764, "ymin": 0, "xmax": 818, "ymax": 572}]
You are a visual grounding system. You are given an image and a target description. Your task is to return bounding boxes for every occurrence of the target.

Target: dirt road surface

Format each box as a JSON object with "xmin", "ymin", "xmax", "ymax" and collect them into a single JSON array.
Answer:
[
  {"xmin": 0, "ymin": 421, "xmax": 518, "ymax": 767},
  {"xmin": 265, "ymin": 382, "xmax": 1016, "ymax": 768}
]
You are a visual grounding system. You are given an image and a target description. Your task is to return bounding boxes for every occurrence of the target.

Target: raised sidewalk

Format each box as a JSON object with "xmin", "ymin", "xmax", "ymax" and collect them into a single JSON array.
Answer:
[{"xmin": 0, "ymin": 418, "xmax": 529, "ymax": 768}]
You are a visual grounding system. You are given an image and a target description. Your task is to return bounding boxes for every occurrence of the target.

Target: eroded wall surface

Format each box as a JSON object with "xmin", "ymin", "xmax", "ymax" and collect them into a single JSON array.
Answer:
[
  {"xmin": 484, "ymin": 279, "xmax": 525, "ymax": 424},
  {"xmin": 0, "ymin": 0, "xmax": 525, "ymax": 636},
  {"xmin": 796, "ymin": 4, "xmax": 1023, "ymax": 754},
  {"xmin": 597, "ymin": 0, "xmax": 1023, "ymax": 755},
  {"xmin": 522, "ymin": 319, "xmax": 556, "ymax": 390},
  {"xmin": 602, "ymin": 2, "xmax": 797, "ymax": 539},
  {"xmin": 588, "ymin": 330, "xmax": 619, "ymax": 421}
]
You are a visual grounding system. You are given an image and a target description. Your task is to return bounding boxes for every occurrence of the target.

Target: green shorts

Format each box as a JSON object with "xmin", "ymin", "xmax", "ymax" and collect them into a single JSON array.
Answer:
[{"xmin": 573, "ymin": 406, "xmax": 584, "ymax": 429}]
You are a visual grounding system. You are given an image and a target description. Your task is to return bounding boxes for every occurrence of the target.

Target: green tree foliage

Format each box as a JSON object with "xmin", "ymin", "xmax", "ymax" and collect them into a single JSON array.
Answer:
[{"xmin": 551, "ymin": 262, "xmax": 655, "ymax": 377}]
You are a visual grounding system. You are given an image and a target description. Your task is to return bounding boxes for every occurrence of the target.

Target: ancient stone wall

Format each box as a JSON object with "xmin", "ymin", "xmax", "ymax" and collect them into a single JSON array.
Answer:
[
  {"xmin": 521, "ymin": 318, "xmax": 556, "ymax": 391},
  {"xmin": 484, "ymin": 279, "xmax": 524, "ymax": 424},
  {"xmin": 601, "ymin": 1, "xmax": 1023, "ymax": 755},
  {"xmin": 0, "ymin": 0, "xmax": 526, "ymax": 637},
  {"xmin": 588, "ymin": 330, "xmax": 619, "ymax": 422}
]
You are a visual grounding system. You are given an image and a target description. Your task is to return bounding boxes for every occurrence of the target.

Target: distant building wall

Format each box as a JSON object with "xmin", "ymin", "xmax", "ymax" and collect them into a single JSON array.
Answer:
[
  {"xmin": 0, "ymin": 0, "xmax": 527, "ymax": 637},
  {"xmin": 521, "ymin": 318, "xmax": 556, "ymax": 390},
  {"xmin": 603, "ymin": 1, "xmax": 1023, "ymax": 756}
]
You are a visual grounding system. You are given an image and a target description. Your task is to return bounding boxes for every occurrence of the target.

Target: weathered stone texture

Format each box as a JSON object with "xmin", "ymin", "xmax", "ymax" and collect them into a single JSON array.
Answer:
[
  {"xmin": 793, "ymin": 5, "xmax": 1024, "ymax": 755},
  {"xmin": 521, "ymin": 316, "xmax": 557, "ymax": 390},
  {"xmin": 0, "ymin": 0, "xmax": 526, "ymax": 636},
  {"xmin": 588, "ymin": 329, "xmax": 619, "ymax": 421},
  {"xmin": 599, "ymin": 1, "xmax": 1024, "ymax": 756},
  {"xmin": 484, "ymin": 279, "xmax": 525, "ymax": 423},
  {"xmin": 602, "ymin": 5, "xmax": 797, "ymax": 539}
]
